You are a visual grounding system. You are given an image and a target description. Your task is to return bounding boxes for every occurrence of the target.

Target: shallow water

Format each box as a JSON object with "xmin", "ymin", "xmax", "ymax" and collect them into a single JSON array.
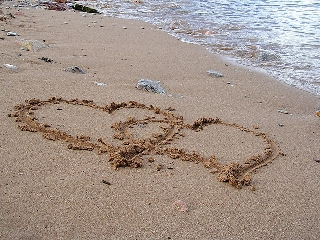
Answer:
[{"xmin": 85, "ymin": 0, "xmax": 320, "ymax": 96}]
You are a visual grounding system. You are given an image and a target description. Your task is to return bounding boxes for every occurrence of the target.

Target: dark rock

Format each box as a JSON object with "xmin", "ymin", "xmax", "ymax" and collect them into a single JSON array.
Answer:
[{"xmin": 73, "ymin": 4, "xmax": 99, "ymax": 14}]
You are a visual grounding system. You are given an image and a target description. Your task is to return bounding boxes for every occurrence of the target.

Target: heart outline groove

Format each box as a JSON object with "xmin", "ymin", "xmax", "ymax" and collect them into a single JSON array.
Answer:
[{"xmin": 9, "ymin": 97, "xmax": 284, "ymax": 189}]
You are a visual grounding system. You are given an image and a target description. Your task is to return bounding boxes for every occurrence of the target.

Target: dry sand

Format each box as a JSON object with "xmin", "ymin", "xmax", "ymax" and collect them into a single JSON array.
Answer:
[{"xmin": 1, "ymin": 2, "xmax": 320, "ymax": 239}]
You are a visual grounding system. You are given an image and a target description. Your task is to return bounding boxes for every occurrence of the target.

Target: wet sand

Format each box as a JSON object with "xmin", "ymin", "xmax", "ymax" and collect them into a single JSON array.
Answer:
[{"xmin": 1, "ymin": 3, "xmax": 320, "ymax": 239}]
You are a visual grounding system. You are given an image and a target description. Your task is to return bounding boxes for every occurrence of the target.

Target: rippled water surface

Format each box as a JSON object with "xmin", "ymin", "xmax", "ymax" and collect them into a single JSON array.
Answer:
[{"xmin": 84, "ymin": 0, "xmax": 320, "ymax": 96}]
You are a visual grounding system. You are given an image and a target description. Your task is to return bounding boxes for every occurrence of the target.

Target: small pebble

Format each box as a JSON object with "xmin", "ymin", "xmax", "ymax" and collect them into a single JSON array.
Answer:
[
  {"xmin": 4, "ymin": 63, "xmax": 17, "ymax": 70},
  {"xmin": 172, "ymin": 200, "xmax": 188, "ymax": 212},
  {"xmin": 64, "ymin": 66, "xmax": 85, "ymax": 74},
  {"xmin": 39, "ymin": 57, "xmax": 53, "ymax": 63},
  {"xmin": 278, "ymin": 109, "xmax": 289, "ymax": 114},
  {"xmin": 7, "ymin": 31, "xmax": 18, "ymax": 36},
  {"xmin": 94, "ymin": 81, "xmax": 107, "ymax": 86},
  {"xmin": 156, "ymin": 164, "xmax": 162, "ymax": 171},
  {"xmin": 206, "ymin": 70, "xmax": 224, "ymax": 78},
  {"xmin": 102, "ymin": 180, "xmax": 111, "ymax": 185}
]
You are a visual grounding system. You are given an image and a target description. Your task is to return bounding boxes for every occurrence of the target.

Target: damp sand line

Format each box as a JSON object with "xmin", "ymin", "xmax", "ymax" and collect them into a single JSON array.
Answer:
[{"xmin": 9, "ymin": 97, "xmax": 284, "ymax": 189}]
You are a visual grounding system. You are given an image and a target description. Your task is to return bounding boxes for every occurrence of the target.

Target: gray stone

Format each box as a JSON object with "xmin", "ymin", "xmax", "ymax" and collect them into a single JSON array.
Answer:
[
  {"xmin": 136, "ymin": 79, "xmax": 166, "ymax": 94},
  {"xmin": 206, "ymin": 70, "xmax": 224, "ymax": 78},
  {"xmin": 64, "ymin": 66, "xmax": 85, "ymax": 74}
]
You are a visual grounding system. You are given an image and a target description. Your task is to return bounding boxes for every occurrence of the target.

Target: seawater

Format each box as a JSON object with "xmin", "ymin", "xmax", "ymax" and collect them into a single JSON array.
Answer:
[{"xmin": 83, "ymin": 0, "xmax": 320, "ymax": 96}]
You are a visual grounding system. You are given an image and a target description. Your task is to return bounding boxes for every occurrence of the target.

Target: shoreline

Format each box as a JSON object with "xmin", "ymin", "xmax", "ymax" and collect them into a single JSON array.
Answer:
[
  {"xmin": 92, "ymin": 0, "xmax": 320, "ymax": 97},
  {"xmin": 1, "ymin": 3, "xmax": 320, "ymax": 239}
]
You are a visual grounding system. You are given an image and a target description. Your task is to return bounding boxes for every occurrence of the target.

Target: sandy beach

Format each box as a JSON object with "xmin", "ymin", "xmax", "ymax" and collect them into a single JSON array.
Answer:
[{"xmin": 1, "ymin": 2, "xmax": 320, "ymax": 239}]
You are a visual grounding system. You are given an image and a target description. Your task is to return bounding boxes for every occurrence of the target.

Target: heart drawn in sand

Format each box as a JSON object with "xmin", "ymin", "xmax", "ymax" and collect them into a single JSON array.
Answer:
[{"xmin": 9, "ymin": 97, "xmax": 284, "ymax": 189}]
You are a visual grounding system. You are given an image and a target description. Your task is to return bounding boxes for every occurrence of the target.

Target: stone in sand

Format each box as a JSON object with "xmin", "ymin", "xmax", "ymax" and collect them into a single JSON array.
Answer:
[
  {"xmin": 206, "ymin": 70, "xmax": 224, "ymax": 78},
  {"xmin": 172, "ymin": 200, "xmax": 188, "ymax": 212},
  {"xmin": 19, "ymin": 39, "xmax": 47, "ymax": 52},
  {"xmin": 136, "ymin": 79, "xmax": 166, "ymax": 94},
  {"xmin": 64, "ymin": 66, "xmax": 86, "ymax": 74}
]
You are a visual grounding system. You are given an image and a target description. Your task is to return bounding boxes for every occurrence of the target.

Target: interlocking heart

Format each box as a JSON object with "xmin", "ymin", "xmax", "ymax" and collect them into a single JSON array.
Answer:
[{"xmin": 9, "ymin": 97, "xmax": 283, "ymax": 189}]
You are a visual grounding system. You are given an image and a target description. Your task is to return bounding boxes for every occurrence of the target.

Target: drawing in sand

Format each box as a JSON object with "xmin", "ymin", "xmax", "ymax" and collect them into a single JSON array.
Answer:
[{"xmin": 9, "ymin": 97, "xmax": 284, "ymax": 189}]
